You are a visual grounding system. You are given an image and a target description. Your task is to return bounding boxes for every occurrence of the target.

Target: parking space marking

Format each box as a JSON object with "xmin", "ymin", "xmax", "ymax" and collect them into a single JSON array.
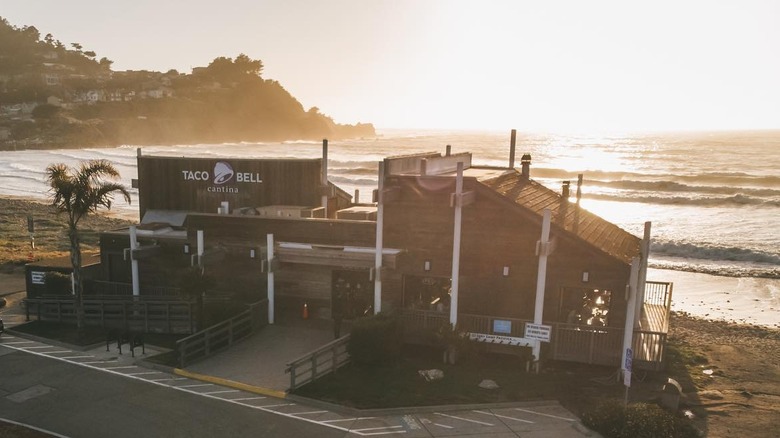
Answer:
[
  {"xmin": 322, "ymin": 417, "xmax": 376, "ymax": 423},
  {"xmin": 474, "ymin": 410, "xmax": 533, "ymax": 424},
  {"xmin": 81, "ymin": 360, "xmax": 116, "ymax": 364},
  {"xmin": 260, "ymin": 403, "xmax": 295, "ymax": 408},
  {"xmin": 290, "ymin": 410, "xmax": 327, "ymax": 416},
  {"xmin": 420, "ymin": 418, "xmax": 453, "ymax": 429},
  {"xmin": 1, "ymin": 340, "xmax": 34, "ymax": 345},
  {"xmin": 435, "ymin": 412, "xmax": 494, "ymax": 426},
  {"xmin": 125, "ymin": 371, "xmax": 164, "ymax": 376},
  {"xmin": 231, "ymin": 396, "xmax": 266, "ymax": 401},
  {"xmin": 177, "ymin": 383, "xmax": 214, "ymax": 388},
  {"xmin": 353, "ymin": 426, "xmax": 404, "ymax": 432},
  {"xmin": 202, "ymin": 389, "xmax": 240, "ymax": 395},
  {"xmin": 59, "ymin": 355, "xmax": 93, "ymax": 359},
  {"xmin": 21, "ymin": 345, "xmax": 60, "ymax": 349},
  {"xmin": 515, "ymin": 408, "xmax": 576, "ymax": 421},
  {"xmin": 38, "ymin": 350, "xmax": 71, "ymax": 354},
  {"xmin": 102, "ymin": 365, "xmax": 139, "ymax": 370}
]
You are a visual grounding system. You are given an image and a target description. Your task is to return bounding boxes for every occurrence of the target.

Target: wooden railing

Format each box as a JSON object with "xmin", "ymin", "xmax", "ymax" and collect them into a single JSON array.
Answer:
[
  {"xmin": 176, "ymin": 300, "xmax": 268, "ymax": 368},
  {"xmin": 25, "ymin": 297, "xmax": 195, "ymax": 333},
  {"xmin": 399, "ymin": 309, "xmax": 669, "ymax": 371},
  {"xmin": 285, "ymin": 334, "xmax": 351, "ymax": 392},
  {"xmin": 85, "ymin": 280, "xmax": 181, "ymax": 298}
]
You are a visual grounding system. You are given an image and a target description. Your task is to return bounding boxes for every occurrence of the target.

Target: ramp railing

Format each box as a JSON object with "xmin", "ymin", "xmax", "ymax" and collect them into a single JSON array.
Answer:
[{"xmin": 286, "ymin": 335, "xmax": 351, "ymax": 392}]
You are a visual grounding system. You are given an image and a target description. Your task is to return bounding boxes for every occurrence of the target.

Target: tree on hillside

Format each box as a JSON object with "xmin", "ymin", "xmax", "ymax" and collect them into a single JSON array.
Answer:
[
  {"xmin": 46, "ymin": 160, "xmax": 130, "ymax": 329},
  {"xmin": 202, "ymin": 54, "xmax": 264, "ymax": 85}
]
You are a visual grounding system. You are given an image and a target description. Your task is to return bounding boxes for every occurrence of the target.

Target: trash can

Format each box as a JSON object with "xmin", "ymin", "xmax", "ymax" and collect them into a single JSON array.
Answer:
[{"xmin": 661, "ymin": 377, "xmax": 683, "ymax": 411}]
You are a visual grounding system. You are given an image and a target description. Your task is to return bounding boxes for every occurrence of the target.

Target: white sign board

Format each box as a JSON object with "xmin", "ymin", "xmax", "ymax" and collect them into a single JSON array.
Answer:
[
  {"xmin": 524, "ymin": 323, "xmax": 552, "ymax": 342},
  {"xmin": 624, "ymin": 370, "xmax": 632, "ymax": 387},
  {"xmin": 468, "ymin": 333, "xmax": 533, "ymax": 347},
  {"xmin": 31, "ymin": 271, "xmax": 46, "ymax": 285}
]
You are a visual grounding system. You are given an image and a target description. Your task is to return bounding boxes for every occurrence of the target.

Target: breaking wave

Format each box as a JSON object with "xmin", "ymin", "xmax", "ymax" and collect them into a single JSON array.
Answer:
[
  {"xmin": 585, "ymin": 192, "xmax": 780, "ymax": 207},
  {"xmin": 651, "ymin": 240, "xmax": 780, "ymax": 266}
]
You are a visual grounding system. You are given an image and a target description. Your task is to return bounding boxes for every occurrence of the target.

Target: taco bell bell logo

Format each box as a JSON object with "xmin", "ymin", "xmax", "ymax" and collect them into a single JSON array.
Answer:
[{"xmin": 213, "ymin": 161, "xmax": 235, "ymax": 185}]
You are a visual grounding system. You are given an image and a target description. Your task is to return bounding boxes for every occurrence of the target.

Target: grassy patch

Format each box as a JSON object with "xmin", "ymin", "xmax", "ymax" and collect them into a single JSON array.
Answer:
[
  {"xmin": 295, "ymin": 345, "xmax": 625, "ymax": 410},
  {"xmin": 0, "ymin": 197, "xmax": 132, "ymax": 273}
]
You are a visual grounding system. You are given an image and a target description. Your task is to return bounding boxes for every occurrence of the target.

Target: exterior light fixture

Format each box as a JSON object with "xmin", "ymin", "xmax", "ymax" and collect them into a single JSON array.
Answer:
[
  {"xmin": 183, "ymin": 244, "xmax": 190, "ymax": 254},
  {"xmin": 503, "ymin": 266, "xmax": 510, "ymax": 277},
  {"xmin": 424, "ymin": 260, "xmax": 431, "ymax": 271},
  {"xmin": 582, "ymin": 271, "xmax": 589, "ymax": 282},
  {"xmin": 250, "ymin": 248, "xmax": 256, "ymax": 259}
]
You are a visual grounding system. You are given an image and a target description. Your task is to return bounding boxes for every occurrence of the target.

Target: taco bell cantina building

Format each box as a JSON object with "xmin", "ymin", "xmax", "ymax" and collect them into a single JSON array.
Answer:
[{"xmin": 87, "ymin": 139, "xmax": 673, "ymax": 370}]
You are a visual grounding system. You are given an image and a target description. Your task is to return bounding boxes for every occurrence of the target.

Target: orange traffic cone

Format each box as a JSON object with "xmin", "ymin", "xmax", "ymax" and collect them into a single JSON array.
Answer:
[{"xmin": 302, "ymin": 302, "xmax": 309, "ymax": 319}]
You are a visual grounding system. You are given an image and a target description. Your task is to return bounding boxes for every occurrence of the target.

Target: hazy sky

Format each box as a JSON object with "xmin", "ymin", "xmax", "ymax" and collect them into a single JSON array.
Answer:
[{"xmin": 4, "ymin": 0, "xmax": 779, "ymax": 132}]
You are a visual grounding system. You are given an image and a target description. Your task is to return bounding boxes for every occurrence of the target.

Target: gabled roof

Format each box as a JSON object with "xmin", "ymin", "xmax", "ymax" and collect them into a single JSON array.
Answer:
[{"xmin": 478, "ymin": 170, "xmax": 641, "ymax": 264}]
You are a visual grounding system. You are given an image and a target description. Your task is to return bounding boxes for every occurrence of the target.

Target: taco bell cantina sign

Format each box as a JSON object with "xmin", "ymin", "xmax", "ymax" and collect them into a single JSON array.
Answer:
[{"xmin": 181, "ymin": 161, "xmax": 263, "ymax": 193}]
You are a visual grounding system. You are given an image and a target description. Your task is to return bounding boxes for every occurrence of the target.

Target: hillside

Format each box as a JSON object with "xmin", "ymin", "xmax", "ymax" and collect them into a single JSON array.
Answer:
[{"xmin": 0, "ymin": 17, "xmax": 375, "ymax": 150}]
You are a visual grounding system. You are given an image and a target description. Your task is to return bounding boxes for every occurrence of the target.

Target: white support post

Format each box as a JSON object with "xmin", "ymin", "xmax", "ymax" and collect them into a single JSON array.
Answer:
[
  {"xmin": 373, "ymin": 161, "xmax": 384, "ymax": 314},
  {"xmin": 130, "ymin": 225, "xmax": 140, "ymax": 297},
  {"xmin": 197, "ymin": 230, "xmax": 204, "ymax": 269},
  {"xmin": 267, "ymin": 233, "xmax": 275, "ymax": 324},
  {"xmin": 635, "ymin": 222, "xmax": 652, "ymax": 327},
  {"xmin": 622, "ymin": 258, "xmax": 640, "ymax": 380},
  {"xmin": 449, "ymin": 162, "xmax": 464, "ymax": 328},
  {"xmin": 532, "ymin": 209, "xmax": 552, "ymax": 369},
  {"xmin": 321, "ymin": 139, "xmax": 329, "ymax": 214}
]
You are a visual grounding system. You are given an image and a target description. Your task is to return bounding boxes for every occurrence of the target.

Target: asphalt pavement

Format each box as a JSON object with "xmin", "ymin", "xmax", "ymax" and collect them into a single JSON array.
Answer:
[{"xmin": 1, "ymin": 272, "xmax": 598, "ymax": 437}]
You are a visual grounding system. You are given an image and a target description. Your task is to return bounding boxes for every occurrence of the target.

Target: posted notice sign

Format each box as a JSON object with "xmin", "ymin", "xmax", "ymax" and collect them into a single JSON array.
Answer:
[{"xmin": 524, "ymin": 323, "xmax": 552, "ymax": 342}]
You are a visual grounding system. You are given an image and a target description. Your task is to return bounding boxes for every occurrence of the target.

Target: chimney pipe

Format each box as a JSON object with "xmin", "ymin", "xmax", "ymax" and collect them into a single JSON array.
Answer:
[
  {"xmin": 354, "ymin": 189, "xmax": 360, "ymax": 204},
  {"xmin": 562, "ymin": 181, "xmax": 570, "ymax": 200},
  {"xmin": 321, "ymin": 139, "xmax": 328, "ymax": 213},
  {"xmin": 520, "ymin": 154, "xmax": 532, "ymax": 179},
  {"xmin": 445, "ymin": 145, "xmax": 451, "ymax": 156},
  {"xmin": 576, "ymin": 174, "xmax": 583, "ymax": 205},
  {"xmin": 509, "ymin": 129, "xmax": 516, "ymax": 169}
]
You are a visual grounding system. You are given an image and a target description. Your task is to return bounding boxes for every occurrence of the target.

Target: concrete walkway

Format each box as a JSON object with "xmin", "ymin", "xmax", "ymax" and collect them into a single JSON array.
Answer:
[{"xmin": 186, "ymin": 315, "xmax": 339, "ymax": 392}]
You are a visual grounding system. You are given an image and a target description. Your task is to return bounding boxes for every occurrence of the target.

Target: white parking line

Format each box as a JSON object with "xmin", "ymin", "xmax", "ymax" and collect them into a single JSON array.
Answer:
[
  {"xmin": 261, "ymin": 403, "xmax": 295, "ymax": 408},
  {"xmin": 22, "ymin": 345, "xmax": 59, "ymax": 349},
  {"xmin": 103, "ymin": 365, "xmax": 139, "ymax": 370},
  {"xmin": 177, "ymin": 383, "xmax": 214, "ymax": 388},
  {"xmin": 148, "ymin": 377, "xmax": 187, "ymax": 382},
  {"xmin": 1, "ymin": 341, "xmax": 34, "ymax": 345},
  {"xmin": 289, "ymin": 410, "xmax": 327, "ymax": 416},
  {"xmin": 420, "ymin": 418, "xmax": 453, "ymax": 429},
  {"xmin": 231, "ymin": 396, "xmax": 267, "ymax": 401},
  {"xmin": 515, "ymin": 408, "xmax": 576, "ymax": 421},
  {"xmin": 321, "ymin": 417, "xmax": 376, "ymax": 423},
  {"xmin": 202, "ymin": 389, "xmax": 240, "ymax": 395},
  {"xmin": 435, "ymin": 412, "xmax": 494, "ymax": 426},
  {"xmin": 60, "ymin": 355, "xmax": 93, "ymax": 359},
  {"xmin": 39, "ymin": 350, "xmax": 72, "ymax": 354},
  {"xmin": 352, "ymin": 425, "xmax": 403, "ymax": 432},
  {"xmin": 474, "ymin": 410, "xmax": 534, "ymax": 424},
  {"xmin": 126, "ymin": 371, "xmax": 164, "ymax": 376},
  {"xmin": 81, "ymin": 360, "xmax": 115, "ymax": 364}
]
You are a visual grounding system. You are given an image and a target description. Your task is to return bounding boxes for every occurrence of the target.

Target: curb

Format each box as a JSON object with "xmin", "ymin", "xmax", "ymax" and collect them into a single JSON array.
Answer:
[{"xmin": 173, "ymin": 368, "xmax": 288, "ymax": 399}]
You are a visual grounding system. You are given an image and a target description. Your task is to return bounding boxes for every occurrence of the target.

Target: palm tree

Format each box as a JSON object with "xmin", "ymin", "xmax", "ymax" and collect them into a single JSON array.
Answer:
[{"xmin": 46, "ymin": 160, "xmax": 130, "ymax": 328}]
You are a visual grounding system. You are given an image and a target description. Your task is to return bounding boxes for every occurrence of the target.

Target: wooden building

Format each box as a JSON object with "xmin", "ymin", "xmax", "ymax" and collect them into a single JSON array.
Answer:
[{"xmin": 91, "ymin": 140, "xmax": 671, "ymax": 369}]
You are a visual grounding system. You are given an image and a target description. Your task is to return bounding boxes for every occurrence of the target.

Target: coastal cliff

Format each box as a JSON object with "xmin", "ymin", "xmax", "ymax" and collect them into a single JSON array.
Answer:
[{"xmin": 0, "ymin": 18, "xmax": 375, "ymax": 150}]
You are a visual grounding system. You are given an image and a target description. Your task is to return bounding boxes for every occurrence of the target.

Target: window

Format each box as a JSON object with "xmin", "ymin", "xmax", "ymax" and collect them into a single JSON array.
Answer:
[{"xmin": 561, "ymin": 288, "xmax": 612, "ymax": 327}]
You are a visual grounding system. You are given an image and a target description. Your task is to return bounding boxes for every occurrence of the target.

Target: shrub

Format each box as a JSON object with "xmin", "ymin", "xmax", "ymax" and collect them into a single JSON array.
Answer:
[
  {"xmin": 347, "ymin": 311, "xmax": 403, "ymax": 366},
  {"xmin": 582, "ymin": 400, "xmax": 699, "ymax": 438},
  {"xmin": 44, "ymin": 271, "xmax": 72, "ymax": 295}
]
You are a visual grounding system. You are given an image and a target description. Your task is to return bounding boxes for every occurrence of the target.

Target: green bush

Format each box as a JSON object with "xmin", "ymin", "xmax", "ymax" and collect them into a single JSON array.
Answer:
[
  {"xmin": 44, "ymin": 271, "xmax": 72, "ymax": 295},
  {"xmin": 582, "ymin": 400, "xmax": 699, "ymax": 438},
  {"xmin": 347, "ymin": 311, "xmax": 403, "ymax": 366}
]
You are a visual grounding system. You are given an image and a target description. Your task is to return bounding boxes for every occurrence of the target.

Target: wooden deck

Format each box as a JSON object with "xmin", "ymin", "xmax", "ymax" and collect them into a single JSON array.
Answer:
[{"xmin": 400, "ymin": 281, "xmax": 673, "ymax": 371}]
